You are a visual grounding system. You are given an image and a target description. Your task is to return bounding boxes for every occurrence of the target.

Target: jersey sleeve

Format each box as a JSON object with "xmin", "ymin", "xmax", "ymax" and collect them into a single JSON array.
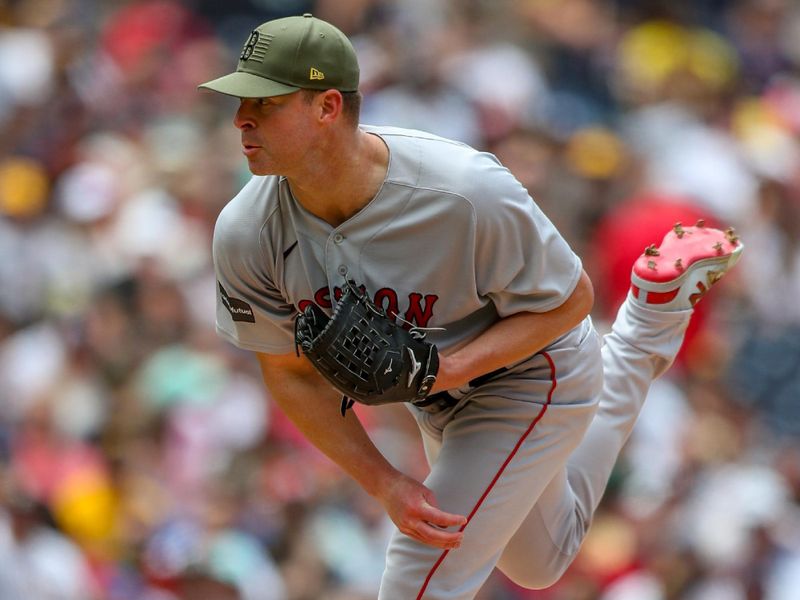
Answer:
[
  {"xmin": 470, "ymin": 153, "xmax": 582, "ymax": 316},
  {"xmin": 212, "ymin": 185, "xmax": 297, "ymax": 355}
]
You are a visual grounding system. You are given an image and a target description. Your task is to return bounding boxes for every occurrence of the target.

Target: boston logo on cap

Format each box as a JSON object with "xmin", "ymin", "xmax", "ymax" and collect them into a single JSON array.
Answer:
[{"xmin": 240, "ymin": 30, "xmax": 272, "ymax": 63}]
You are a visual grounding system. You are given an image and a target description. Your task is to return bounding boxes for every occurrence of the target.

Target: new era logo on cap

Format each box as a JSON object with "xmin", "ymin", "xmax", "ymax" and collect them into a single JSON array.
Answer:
[{"xmin": 309, "ymin": 67, "xmax": 325, "ymax": 80}]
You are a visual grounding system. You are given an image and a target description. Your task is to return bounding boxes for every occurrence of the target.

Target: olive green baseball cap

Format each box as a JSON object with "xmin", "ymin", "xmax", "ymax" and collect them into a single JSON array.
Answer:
[{"xmin": 198, "ymin": 13, "xmax": 359, "ymax": 98}]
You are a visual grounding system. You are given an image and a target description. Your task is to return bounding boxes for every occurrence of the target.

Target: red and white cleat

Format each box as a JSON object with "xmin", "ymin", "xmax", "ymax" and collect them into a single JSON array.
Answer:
[{"xmin": 630, "ymin": 221, "xmax": 744, "ymax": 311}]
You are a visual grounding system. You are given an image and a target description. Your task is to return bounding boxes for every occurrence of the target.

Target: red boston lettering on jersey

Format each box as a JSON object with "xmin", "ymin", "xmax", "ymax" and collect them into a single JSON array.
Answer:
[
  {"xmin": 374, "ymin": 288, "xmax": 399, "ymax": 319},
  {"xmin": 303, "ymin": 286, "xmax": 438, "ymax": 328},
  {"xmin": 405, "ymin": 293, "xmax": 438, "ymax": 328},
  {"xmin": 314, "ymin": 287, "xmax": 333, "ymax": 308},
  {"xmin": 331, "ymin": 284, "xmax": 367, "ymax": 302}
]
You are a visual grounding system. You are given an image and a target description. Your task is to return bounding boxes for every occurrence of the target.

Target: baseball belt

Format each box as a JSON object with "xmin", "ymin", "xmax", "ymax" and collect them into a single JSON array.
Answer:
[{"xmin": 417, "ymin": 364, "xmax": 510, "ymax": 413}]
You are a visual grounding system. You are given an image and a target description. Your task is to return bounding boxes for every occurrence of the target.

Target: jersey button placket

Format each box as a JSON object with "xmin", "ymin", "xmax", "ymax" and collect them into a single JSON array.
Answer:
[{"xmin": 328, "ymin": 231, "xmax": 348, "ymax": 280}]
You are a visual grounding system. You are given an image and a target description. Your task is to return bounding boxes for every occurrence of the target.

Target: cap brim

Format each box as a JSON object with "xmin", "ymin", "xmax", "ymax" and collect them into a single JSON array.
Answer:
[{"xmin": 197, "ymin": 71, "xmax": 300, "ymax": 98}]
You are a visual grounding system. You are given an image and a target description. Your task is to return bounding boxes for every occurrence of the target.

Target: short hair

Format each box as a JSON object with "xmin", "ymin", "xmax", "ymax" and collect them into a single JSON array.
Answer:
[{"xmin": 301, "ymin": 89, "xmax": 362, "ymax": 125}]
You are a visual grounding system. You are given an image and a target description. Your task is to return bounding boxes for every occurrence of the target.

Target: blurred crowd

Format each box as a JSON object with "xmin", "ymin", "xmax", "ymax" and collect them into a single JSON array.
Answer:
[{"xmin": 1, "ymin": 0, "xmax": 800, "ymax": 598}]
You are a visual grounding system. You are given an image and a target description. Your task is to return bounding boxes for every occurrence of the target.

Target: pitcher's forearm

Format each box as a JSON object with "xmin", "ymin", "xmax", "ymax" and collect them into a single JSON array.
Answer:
[
  {"xmin": 258, "ymin": 359, "xmax": 399, "ymax": 497},
  {"xmin": 434, "ymin": 270, "xmax": 594, "ymax": 391}
]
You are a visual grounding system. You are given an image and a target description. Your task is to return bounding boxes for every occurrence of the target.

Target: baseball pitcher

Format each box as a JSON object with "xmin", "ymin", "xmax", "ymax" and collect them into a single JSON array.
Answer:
[{"xmin": 200, "ymin": 14, "xmax": 743, "ymax": 599}]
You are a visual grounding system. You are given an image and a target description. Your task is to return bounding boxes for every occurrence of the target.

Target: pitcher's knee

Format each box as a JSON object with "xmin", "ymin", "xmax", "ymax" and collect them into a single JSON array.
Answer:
[{"xmin": 504, "ymin": 553, "xmax": 573, "ymax": 590}]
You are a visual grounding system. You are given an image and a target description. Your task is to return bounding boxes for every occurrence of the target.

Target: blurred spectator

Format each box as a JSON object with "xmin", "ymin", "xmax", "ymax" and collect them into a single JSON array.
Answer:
[
  {"xmin": 589, "ymin": 192, "xmax": 720, "ymax": 366},
  {"xmin": 0, "ymin": 490, "xmax": 97, "ymax": 600}
]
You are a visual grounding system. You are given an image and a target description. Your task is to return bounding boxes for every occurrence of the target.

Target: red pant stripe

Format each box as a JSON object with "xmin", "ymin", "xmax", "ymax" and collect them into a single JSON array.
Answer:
[{"xmin": 415, "ymin": 351, "xmax": 558, "ymax": 599}]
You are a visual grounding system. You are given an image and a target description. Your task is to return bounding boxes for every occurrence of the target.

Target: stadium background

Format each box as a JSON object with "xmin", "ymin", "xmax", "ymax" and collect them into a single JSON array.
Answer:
[{"xmin": 1, "ymin": 0, "xmax": 799, "ymax": 598}]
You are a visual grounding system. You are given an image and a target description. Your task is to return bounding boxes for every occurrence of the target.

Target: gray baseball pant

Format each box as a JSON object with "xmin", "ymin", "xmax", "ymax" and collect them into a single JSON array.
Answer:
[{"xmin": 379, "ymin": 297, "xmax": 692, "ymax": 599}]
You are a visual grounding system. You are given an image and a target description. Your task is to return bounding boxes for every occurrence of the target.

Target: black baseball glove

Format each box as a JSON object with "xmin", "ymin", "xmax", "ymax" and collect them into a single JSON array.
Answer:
[{"xmin": 294, "ymin": 280, "xmax": 439, "ymax": 415}]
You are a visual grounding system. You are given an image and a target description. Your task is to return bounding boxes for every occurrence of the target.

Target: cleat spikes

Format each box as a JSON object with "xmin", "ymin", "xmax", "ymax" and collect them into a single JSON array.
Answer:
[{"xmin": 631, "ymin": 224, "xmax": 744, "ymax": 311}]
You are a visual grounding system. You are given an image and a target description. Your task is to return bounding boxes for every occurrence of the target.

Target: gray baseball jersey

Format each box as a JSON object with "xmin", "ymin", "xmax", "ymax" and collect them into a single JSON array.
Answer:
[
  {"xmin": 214, "ymin": 125, "xmax": 582, "ymax": 360},
  {"xmin": 212, "ymin": 125, "xmax": 693, "ymax": 599}
]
